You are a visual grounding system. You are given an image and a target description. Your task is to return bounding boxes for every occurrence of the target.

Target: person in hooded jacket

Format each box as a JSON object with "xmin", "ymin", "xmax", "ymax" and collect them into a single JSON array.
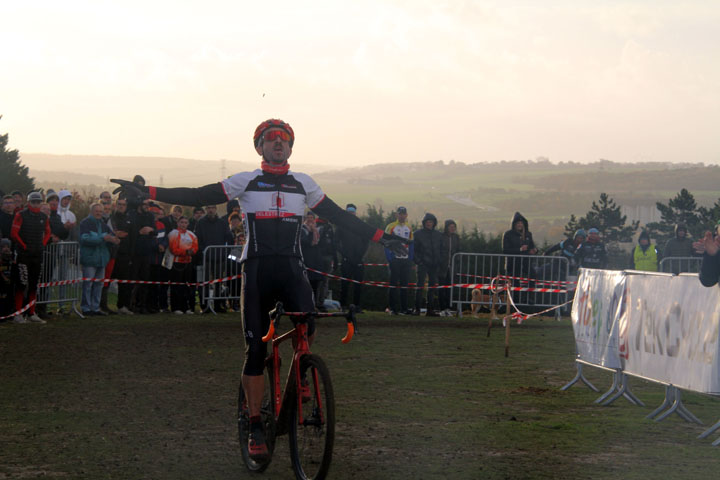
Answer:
[
  {"xmin": 503, "ymin": 212, "xmax": 538, "ymax": 303},
  {"xmin": 630, "ymin": 230, "xmax": 658, "ymax": 271},
  {"xmin": 438, "ymin": 219, "xmax": 460, "ymax": 315},
  {"xmin": 413, "ymin": 213, "xmax": 444, "ymax": 316},
  {"xmin": 57, "ymin": 190, "xmax": 77, "ymax": 241},
  {"xmin": 662, "ymin": 224, "xmax": 695, "ymax": 273}
]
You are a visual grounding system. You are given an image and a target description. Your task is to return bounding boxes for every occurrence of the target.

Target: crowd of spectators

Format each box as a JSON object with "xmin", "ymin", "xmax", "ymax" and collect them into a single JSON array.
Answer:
[
  {"xmin": 0, "ymin": 183, "xmax": 709, "ymax": 323},
  {"xmin": 1, "ymin": 179, "xmax": 245, "ymax": 323}
]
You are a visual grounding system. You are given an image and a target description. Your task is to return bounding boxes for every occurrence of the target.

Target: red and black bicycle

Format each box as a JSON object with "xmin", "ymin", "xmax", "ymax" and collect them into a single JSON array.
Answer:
[{"xmin": 238, "ymin": 302, "xmax": 357, "ymax": 480}]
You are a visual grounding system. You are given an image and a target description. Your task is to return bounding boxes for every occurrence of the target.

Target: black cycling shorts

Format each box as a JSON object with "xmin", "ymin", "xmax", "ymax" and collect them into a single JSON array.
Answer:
[{"xmin": 241, "ymin": 256, "xmax": 316, "ymax": 376}]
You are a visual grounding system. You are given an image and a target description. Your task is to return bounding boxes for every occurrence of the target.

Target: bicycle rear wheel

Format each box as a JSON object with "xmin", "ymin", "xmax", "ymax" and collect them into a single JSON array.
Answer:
[
  {"xmin": 289, "ymin": 354, "xmax": 335, "ymax": 480},
  {"xmin": 238, "ymin": 367, "xmax": 276, "ymax": 472}
]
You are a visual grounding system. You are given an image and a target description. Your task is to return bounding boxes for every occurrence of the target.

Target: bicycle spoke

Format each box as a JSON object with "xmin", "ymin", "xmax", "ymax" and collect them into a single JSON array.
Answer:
[{"xmin": 289, "ymin": 354, "xmax": 335, "ymax": 480}]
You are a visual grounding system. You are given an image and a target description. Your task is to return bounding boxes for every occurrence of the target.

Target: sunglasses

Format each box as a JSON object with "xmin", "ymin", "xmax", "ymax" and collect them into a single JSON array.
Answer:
[{"xmin": 263, "ymin": 130, "xmax": 291, "ymax": 142}]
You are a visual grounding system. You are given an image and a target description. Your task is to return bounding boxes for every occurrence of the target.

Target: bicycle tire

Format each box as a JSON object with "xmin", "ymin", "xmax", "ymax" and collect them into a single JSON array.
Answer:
[
  {"xmin": 289, "ymin": 354, "xmax": 335, "ymax": 480},
  {"xmin": 237, "ymin": 367, "xmax": 276, "ymax": 473}
]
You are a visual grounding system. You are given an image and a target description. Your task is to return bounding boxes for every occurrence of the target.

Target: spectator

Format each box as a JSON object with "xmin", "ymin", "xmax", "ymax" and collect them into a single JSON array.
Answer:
[
  {"xmin": 99, "ymin": 196, "xmax": 118, "ymax": 314},
  {"xmin": 0, "ymin": 238, "xmax": 13, "ymax": 318},
  {"xmin": 545, "ymin": 229, "xmax": 586, "ymax": 275},
  {"xmin": 168, "ymin": 216, "xmax": 199, "ymax": 314},
  {"xmin": 438, "ymin": 219, "xmax": 461, "ymax": 316},
  {"xmin": 133, "ymin": 174, "xmax": 146, "ymax": 186},
  {"xmin": 146, "ymin": 203, "xmax": 169, "ymax": 313},
  {"xmin": 301, "ymin": 211, "xmax": 324, "ymax": 306},
  {"xmin": 413, "ymin": 212, "xmax": 443, "ymax": 316},
  {"xmin": 696, "ymin": 223, "xmax": 720, "ymax": 287},
  {"xmin": 575, "ymin": 227, "xmax": 609, "ymax": 270},
  {"xmin": 221, "ymin": 199, "xmax": 241, "ymax": 224},
  {"xmin": 385, "ymin": 206, "xmax": 414, "ymax": 315},
  {"xmin": 109, "ymin": 197, "xmax": 134, "ymax": 315},
  {"xmin": 11, "ymin": 190, "xmax": 24, "ymax": 214},
  {"xmin": 189, "ymin": 207, "xmax": 204, "ymax": 232},
  {"xmin": 11, "ymin": 191, "xmax": 50, "ymax": 323},
  {"xmin": 79, "ymin": 203, "xmax": 120, "ymax": 316},
  {"xmin": 195, "ymin": 204, "xmax": 232, "ymax": 312},
  {"xmin": 631, "ymin": 230, "xmax": 658, "ymax": 271},
  {"xmin": 45, "ymin": 190, "xmax": 68, "ymax": 243},
  {"xmin": 315, "ymin": 217, "xmax": 336, "ymax": 311},
  {"xmin": 662, "ymin": 224, "xmax": 695, "ymax": 274},
  {"xmin": 503, "ymin": 212, "xmax": 537, "ymax": 303},
  {"xmin": 228, "ymin": 212, "xmax": 245, "ymax": 311},
  {"xmin": 0, "ymin": 195, "xmax": 15, "ymax": 238},
  {"xmin": 57, "ymin": 190, "xmax": 77, "ymax": 241},
  {"xmin": 162, "ymin": 204, "xmax": 183, "ymax": 233},
  {"xmin": 129, "ymin": 198, "xmax": 156, "ymax": 314},
  {"xmin": 336, "ymin": 203, "xmax": 369, "ymax": 312}
]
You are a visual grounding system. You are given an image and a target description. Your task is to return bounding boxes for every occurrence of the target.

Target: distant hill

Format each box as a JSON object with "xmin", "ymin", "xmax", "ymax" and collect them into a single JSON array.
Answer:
[
  {"xmin": 22, "ymin": 153, "xmax": 338, "ymax": 187},
  {"xmin": 22, "ymin": 154, "xmax": 720, "ymax": 243}
]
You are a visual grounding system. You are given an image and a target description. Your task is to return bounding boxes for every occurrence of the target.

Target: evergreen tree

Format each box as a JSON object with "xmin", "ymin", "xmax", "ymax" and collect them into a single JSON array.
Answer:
[
  {"xmin": 360, "ymin": 204, "xmax": 394, "ymax": 230},
  {"xmin": 646, "ymin": 188, "xmax": 702, "ymax": 243},
  {"xmin": 567, "ymin": 193, "xmax": 638, "ymax": 243},
  {"xmin": 697, "ymin": 198, "xmax": 720, "ymax": 234},
  {"xmin": 0, "ymin": 116, "xmax": 35, "ymax": 195}
]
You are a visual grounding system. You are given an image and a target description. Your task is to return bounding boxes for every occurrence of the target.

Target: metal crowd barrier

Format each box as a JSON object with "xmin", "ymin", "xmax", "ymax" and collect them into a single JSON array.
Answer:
[
  {"xmin": 38, "ymin": 241, "xmax": 82, "ymax": 315},
  {"xmin": 451, "ymin": 253, "xmax": 570, "ymax": 318},
  {"xmin": 659, "ymin": 256, "xmax": 702, "ymax": 274},
  {"xmin": 201, "ymin": 245, "xmax": 243, "ymax": 314}
]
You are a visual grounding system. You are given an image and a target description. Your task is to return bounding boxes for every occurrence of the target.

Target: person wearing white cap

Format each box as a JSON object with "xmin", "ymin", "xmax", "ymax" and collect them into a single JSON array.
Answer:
[{"xmin": 10, "ymin": 192, "xmax": 50, "ymax": 323}]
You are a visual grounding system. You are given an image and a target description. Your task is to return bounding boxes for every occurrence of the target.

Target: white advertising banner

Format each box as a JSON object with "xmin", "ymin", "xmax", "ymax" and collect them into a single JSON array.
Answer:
[
  {"xmin": 571, "ymin": 269, "xmax": 626, "ymax": 370},
  {"xmin": 622, "ymin": 273, "xmax": 720, "ymax": 394}
]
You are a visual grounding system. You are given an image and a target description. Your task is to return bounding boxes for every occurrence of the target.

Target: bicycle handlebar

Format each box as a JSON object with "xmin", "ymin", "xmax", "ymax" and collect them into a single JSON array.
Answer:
[{"xmin": 262, "ymin": 302, "xmax": 357, "ymax": 344}]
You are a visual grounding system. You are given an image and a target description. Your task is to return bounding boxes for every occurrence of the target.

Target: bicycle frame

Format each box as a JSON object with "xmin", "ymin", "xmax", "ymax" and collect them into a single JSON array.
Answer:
[{"xmin": 262, "ymin": 303, "xmax": 356, "ymax": 430}]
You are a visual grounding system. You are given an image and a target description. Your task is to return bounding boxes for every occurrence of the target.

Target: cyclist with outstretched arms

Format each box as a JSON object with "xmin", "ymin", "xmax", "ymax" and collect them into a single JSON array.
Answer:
[{"xmin": 112, "ymin": 119, "xmax": 406, "ymax": 462}]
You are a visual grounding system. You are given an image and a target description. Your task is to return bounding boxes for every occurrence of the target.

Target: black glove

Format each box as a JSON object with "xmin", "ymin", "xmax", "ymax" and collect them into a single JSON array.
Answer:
[
  {"xmin": 111, "ymin": 179, "xmax": 150, "ymax": 206},
  {"xmin": 379, "ymin": 232, "xmax": 409, "ymax": 257}
]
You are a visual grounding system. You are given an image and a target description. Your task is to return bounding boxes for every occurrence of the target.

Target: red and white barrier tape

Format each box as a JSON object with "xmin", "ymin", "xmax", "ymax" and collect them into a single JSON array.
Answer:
[
  {"xmin": 456, "ymin": 272, "xmax": 576, "ymax": 286},
  {"xmin": 0, "ymin": 300, "xmax": 36, "ymax": 321}
]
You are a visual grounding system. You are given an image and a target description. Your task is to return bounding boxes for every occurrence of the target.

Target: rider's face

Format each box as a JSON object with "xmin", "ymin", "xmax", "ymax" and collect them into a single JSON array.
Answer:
[{"xmin": 255, "ymin": 128, "xmax": 292, "ymax": 165}]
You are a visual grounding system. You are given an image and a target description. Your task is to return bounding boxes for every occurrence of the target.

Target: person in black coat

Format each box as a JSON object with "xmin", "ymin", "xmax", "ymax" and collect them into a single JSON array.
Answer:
[
  {"xmin": 195, "ymin": 204, "xmax": 233, "ymax": 312},
  {"xmin": 413, "ymin": 212, "xmax": 444, "ymax": 316},
  {"xmin": 336, "ymin": 204, "xmax": 369, "ymax": 311},
  {"xmin": 0, "ymin": 195, "xmax": 16, "ymax": 240},
  {"xmin": 503, "ymin": 212, "xmax": 538, "ymax": 304},
  {"xmin": 128, "ymin": 199, "xmax": 157, "ymax": 313}
]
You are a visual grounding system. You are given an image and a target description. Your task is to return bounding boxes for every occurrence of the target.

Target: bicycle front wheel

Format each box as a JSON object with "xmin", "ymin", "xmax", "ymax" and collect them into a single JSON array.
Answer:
[
  {"xmin": 238, "ymin": 367, "xmax": 276, "ymax": 472},
  {"xmin": 289, "ymin": 354, "xmax": 335, "ymax": 480}
]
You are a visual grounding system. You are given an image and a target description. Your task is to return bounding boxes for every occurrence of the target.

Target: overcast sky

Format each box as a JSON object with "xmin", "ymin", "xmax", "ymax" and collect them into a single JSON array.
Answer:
[{"xmin": 2, "ymin": 0, "xmax": 719, "ymax": 168}]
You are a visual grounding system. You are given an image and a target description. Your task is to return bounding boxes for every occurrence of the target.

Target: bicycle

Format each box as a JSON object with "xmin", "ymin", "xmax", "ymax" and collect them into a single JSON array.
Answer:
[{"xmin": 238, "ymin": 302, "xmax": 357, "ymax": 480}]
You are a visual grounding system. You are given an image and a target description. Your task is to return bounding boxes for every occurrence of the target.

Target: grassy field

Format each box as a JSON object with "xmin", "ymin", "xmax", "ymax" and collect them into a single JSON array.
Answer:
[{"xmin": 1, "ymin": 311, "xmax": 718, "ymax": 479}]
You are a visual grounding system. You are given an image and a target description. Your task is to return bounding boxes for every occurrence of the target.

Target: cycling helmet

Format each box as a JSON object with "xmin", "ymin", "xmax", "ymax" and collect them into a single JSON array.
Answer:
[
  {"xmin": 253, "ymin": 119, "xmax": 295, "ymax": 148},
  {"xmin": 574, "ymin": 229, "xmax": 586, "ymax": 239}
]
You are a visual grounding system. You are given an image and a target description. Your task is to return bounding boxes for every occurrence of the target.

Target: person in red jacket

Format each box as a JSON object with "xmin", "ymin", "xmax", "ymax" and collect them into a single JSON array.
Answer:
[
  {"xmin": 167, "ymin": 216, "xmax": 198, "ymax": 314},
  {"xmin": 11, "ymin": 191, "xmax": 51, "ymax": 323}
]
